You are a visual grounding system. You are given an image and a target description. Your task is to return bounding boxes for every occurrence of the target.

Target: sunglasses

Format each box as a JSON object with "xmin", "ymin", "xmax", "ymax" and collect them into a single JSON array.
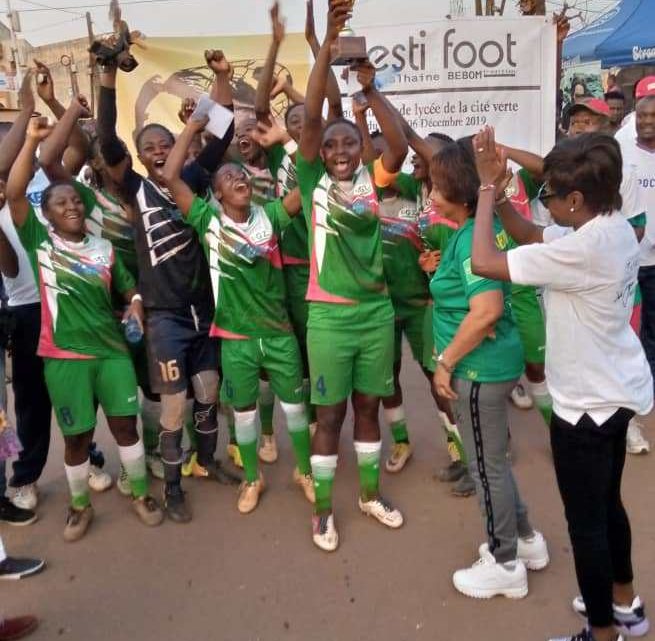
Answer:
[{"xmin": 537, "ymin": 183, "xmax": 557, "ymax": 206}]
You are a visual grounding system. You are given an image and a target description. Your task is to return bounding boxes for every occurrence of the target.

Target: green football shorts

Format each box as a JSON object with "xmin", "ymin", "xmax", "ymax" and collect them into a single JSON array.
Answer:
[{"xmin": 44, "ymin": 357, "xmax": 138, "ymax": 436}]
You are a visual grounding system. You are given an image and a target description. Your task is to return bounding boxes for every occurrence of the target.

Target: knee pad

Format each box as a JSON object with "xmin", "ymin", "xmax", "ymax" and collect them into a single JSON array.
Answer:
[
  {"xmin": 191, "ymin": 370, "xmax": 219, "ymax": 405},
  {"xmin": 193, "ymin": 400, "xmax": 218, "ymax": 434},
  {"xmin": 159, "ymin": 391, "xmax": 188, "ymax": 431}
]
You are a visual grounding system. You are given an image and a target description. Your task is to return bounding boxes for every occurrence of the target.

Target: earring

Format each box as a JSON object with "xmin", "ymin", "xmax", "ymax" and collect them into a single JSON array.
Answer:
[{"xmin": 570, "ymin": 207, "xmax": 575, "ymax": 212}]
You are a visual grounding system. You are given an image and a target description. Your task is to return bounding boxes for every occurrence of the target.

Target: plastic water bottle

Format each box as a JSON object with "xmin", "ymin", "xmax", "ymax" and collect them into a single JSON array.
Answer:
[{"xmin": 123, "ymin": 316, "xmax": 143, "ymax": 344}]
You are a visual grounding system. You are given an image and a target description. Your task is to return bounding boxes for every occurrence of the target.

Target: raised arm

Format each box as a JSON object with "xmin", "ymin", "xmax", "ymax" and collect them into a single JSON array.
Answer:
[
  {"xmin": 6, "ymin": 117, "xmax": 53, "ymax": 228},
  {"xmin": 299, "ymin": 0, "xmax": 350, "ymax": 161},
  {"xmin": 498, "ymin": 143, "xmax": 544, "ymax": 180},
  {"xmin": 254, "ymin": 2, "xmax": 285, "ymax": 122},
  {"xmin": 0, "ymin": 226, "xmax": 19, "ymax": 279},
  {"xmin": 35, "ymin": 59, "xmax": 88, "ymax": 175},
  {"xmin": 39, "ymin": 96, "xmax": 92, "ymax": 182},
  {"xmin": 357, "ymin": 63, "xmax": 407, "ymax": 172},
  {"xmin": 162, "ymin": 117, "xmax": 207, "ymax": 216},
  {"xmin": 0, "ymin": 72, "xmax": 35, "ymax": 180},
  {"xmin": 471, "ymin": 127, "xmax": 542, "ymax": 281},
  {"xmin": 352, "ymin": 93, "xmax": 378, "ymax": 164},
  {"xmin": 97, "ymin": 66, "xmax": 131, "ymax": 185},
  {"xmin": 305, "ymin": 0, "xmax": 343, "ymax": 120},
  {"xmin": 194, "ymin": 51, "xmax": 235, "ymax": 177}
]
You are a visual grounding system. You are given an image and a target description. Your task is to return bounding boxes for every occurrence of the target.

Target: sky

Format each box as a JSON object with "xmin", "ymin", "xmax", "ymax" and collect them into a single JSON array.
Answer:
[{"xmin": 2, "ymin": 0, "xmax": 620, "ymax": 47}]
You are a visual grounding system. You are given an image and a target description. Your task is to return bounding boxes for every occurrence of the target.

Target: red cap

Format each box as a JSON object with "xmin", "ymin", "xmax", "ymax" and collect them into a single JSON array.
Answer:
[
  {"xmin": 569, "ymin": 97, "xmax": 611, "ymax": 118},
  {"xmin": 635, "ymin": 76, "xmax": 655, "ymax": 99}
]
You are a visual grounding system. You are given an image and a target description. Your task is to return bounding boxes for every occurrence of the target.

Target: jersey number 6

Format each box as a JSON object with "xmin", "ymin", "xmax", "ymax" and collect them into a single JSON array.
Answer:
[{"xmin": 158, "ymin": 359, "xmax": 181, "ymax": 383}]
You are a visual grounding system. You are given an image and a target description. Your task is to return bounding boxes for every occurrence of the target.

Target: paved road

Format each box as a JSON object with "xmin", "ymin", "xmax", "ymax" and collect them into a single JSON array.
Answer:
[{"xmin": 2, "ymin": 350, "xmax": 654, "ymax": 641}]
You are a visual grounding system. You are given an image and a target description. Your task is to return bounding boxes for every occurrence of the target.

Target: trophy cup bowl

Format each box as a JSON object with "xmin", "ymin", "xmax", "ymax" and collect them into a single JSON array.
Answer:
[{"xmin": 331, "ymin": 0, "xmax": 368, "ymax": 66}]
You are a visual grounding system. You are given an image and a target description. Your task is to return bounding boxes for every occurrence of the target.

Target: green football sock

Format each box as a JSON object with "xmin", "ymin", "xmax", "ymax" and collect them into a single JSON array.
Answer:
[
  {"xmin": 354, "ymin": 441, "xmax": 381, "ymax": 502},
  {"xmin": 281, "ymin": 401, "xmax": 311, "ymax": 475},
  {"xmin": 118, "ymin": 440, "xmax": 148, "ymax": 498},
  {"xmin": 384, "ymin": 405, "xmax": 410, "ymax": 444},
  {"xmin": 311, "ymin": 454, "xmax": 337, "ymax": 513},
  {"xmin": 235, "ymin": 409, "xmax": 259, "ymax": 483},
  {"xmin": 141, "ymin": 397, "xmax": 160, "ymax": 454},
  {"xmin": 65, "ymin": 460, "xmax": 91, "ymax": 510},
  {"xmin": 529, "ymin": 380, "xmax": 553, "ymax": 426},
  {"xmin": 258, "ymin": 380, "xmax": 275, "ymax": 436}
]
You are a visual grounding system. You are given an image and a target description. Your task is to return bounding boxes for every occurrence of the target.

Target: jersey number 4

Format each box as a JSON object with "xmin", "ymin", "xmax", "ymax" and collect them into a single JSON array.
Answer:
[{"xmin": 158, "ymin": 359, "xmax": 181, "ymax": 383}]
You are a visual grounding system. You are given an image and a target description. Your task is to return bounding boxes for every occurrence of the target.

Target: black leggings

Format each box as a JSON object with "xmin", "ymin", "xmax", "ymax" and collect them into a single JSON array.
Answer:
[{"xmin": 550, "ymin": 408, "xmax": 634, "ymax": 628}]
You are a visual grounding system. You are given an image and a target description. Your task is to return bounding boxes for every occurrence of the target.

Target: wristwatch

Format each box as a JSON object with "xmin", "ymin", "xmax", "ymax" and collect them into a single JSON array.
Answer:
[{"xmin": 437, "ymin": 353, "xmax": 454, "ymax": 374}]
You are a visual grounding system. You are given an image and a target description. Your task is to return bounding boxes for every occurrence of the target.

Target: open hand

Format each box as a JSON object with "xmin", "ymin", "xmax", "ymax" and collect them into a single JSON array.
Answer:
[
  {"xmin": 251, "ymin": 118, "xmax": 290, "ymax": 148},
  {"xmin": 472, "ymin": 126, "xmax": 510, "ymax": 199},
  {"xmin": 270, "ymin": 2, "xmax": 286, "ymax": 45},
  {"xmin": 418, "ymin": 250, "xmax": 441, "ymax": 273}
]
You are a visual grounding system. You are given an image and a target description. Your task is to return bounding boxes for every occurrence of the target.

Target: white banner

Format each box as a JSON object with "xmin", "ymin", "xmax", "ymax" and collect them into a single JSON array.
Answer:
[{"xmin": 340, "ymin": 16, "xmax": 557, "ymax": 157}]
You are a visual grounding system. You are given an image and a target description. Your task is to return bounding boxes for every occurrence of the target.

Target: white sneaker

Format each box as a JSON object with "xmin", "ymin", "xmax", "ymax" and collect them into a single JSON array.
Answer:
[
  {"xmin": 453, "ymin": 548, "xmax": 528, "ymax": 599},
  {"xmin": 146, "ymin": 453, "xmax": 165, "ymax": 480},
  {"xmin": 627, "ymin": 419, "xmax": 650, "ymax": 455},
  {"xmin": 10, "ymin": 484, "xmax": 38, "ymax": 511},
  {"xmin": 572, "ymin": 594, "xmax": 650, "ymax": 637},
  {"xmin": 358, "ymin": 496, "xmax": 404, "ymax": 529},
  {"xmin": 517, "ymin": 530, "xmax": 550, "ymax": 570},
  {"xmin": 509, "ymin": 383, "xmax": 533, "ymax": 410},
  {"xmin": 116, "ymin": 465, "xmax": 131, "ymax": 496},
  {"xmin": 88, "ymin": 465, "xmax": 112, "ymax": 492},
  {"xmin": 312, "ymin": 513, "xmax": 339, "ymax": 552},
  {"xmin": 480, "ymin": 530, "xmax": 549, "ymax": 571}
]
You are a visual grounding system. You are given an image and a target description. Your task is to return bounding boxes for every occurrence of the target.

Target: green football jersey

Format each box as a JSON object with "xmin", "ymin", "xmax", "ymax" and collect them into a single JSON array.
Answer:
[
  {"xmin": 80, "ymin": 183, "xmax": 138, "ymax": 282},
  {"xmin": 296, "ymin": 152, "xmax": 388, "ymax": 305},
  {"xmin": 272, "ymin": 146, "xmax": 310, "ymax": 297},
  {"xmin": 430, "ymin": 217, "xmax": 524, "ymax": 383},
  {"xmin": 185, "ymin": 196, "xmax": 293, "ymax": 338},
  {"xmin": 379, "ymin": 194, "xmax": 429, "ymax": 315},
  {"xmin": 17, "ymin": 204, "xmax": 134, "ymax": 359}
]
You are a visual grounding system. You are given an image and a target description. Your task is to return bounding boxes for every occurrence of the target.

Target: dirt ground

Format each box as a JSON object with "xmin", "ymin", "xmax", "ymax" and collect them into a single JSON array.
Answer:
[{"xmin": 1, "ymin": 349, "xmax": 654, "ymax": 641}]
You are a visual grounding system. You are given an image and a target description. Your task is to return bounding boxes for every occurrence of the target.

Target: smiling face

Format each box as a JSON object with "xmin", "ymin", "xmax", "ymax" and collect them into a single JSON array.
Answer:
[
  {"xmin": 235, "ymin": 117, "xmax": 264, "ymax": 163},
  {"xmin": 320, "ymin": 121, "xmax": 363, "ymax": 181},
  {"xmin": 636, "ymin": 97, "xmax": 655, "ymax": 148},
  {"xmin": 213, "ymin": 163, "xmax": 253, "ymax": 210},
  {"xmin": 286, "ymin": 104, "xmax": 305, "ymax": 143},
  {"xmin": 43, "ymin": 184, "xmax": 86, "ymax": 238},
  {"xmin": 568, "ymin": 109, "xmax": 608, "ymax": 137},
  {"xmin": 137, "ymin": 126, "xmax": 174, "ymax": 183}
]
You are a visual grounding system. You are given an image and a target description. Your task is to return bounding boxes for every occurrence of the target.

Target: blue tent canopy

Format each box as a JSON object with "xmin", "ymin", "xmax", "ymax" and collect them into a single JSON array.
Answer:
[{"xmin": 562, "ymin": 0, "xmax": 655, "ymax": 67}]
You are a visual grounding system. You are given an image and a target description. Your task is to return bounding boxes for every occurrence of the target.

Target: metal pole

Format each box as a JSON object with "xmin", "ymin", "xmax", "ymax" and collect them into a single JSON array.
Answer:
[
  {"xmin": 85, "ymin": 11, "xmax": 96, "ymax": 115},
  {"xmin": 5, "ymin": 0, "xmax": 23, "ymax": 92}
]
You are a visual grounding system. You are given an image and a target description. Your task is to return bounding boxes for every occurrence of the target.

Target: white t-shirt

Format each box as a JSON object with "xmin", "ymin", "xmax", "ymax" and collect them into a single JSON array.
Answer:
[
  {"xmin": 0, "ymin": 206, "xmax": 40, "ymax": 307},
  {"xmin": 615, "ymin": 112, "xmax": 636, "ymax": 146},
  {"xmin": 507, "ymin": 214, "xmax": 653, "ymax": 426},
  {"xmin": 618, "ymin": 136, "xmax": 655, "ymax": 266},
  {"xmin": 529, "ymin": 164, "xmax": 645, "ymax": 229}
]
